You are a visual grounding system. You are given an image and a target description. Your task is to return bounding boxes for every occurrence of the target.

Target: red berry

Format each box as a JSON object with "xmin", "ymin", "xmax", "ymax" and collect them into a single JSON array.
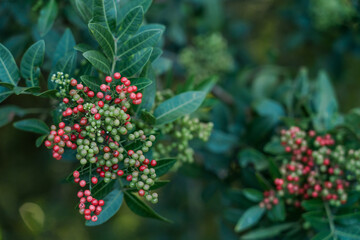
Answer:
[
  {"xmin": 94, "ymin": 113, "xmax": 101, "ymax": 120},
  {"xmin": 138, "ymin": 189, "xmax": 145, "ymax": 196},
  {"xmin": 85, "ymin": 214, "xmax": 91, "ymax": 220},
  {"xmin": 91, "ymin": 216, "xmax": 98, "ymax": 222},
  {"xmin": 92, "ymin": 199, "xmax": 99, "ymax": 206},
  {"xmin": 97, "ymin": 92, "xmax": 104, "ymax": 99},
  {"xmin": 70, "ymin": 79, "xmax": 77, "ymax": 86},
  {"xmin": 150, "ymin": 160, "xmax": 157, "ymax": 166},
  {"xmin": 105, "ymin": 95, "xmax": 112, "ymax": 101},
  {"xmin": 84, "ymin": 190, "xmax": 91, "ymax": 196},
  {"xmin": 73, "ymin": 171, "xmax": 80, "ymax": 178},
  {"xmin": 105, "ymin": 76, "xmax": 112, "ymax": 83},
  {"xmin": 77, "ymin": 84, "xmax": 83, "ymax": 90},
  {"xmin": 63, "ymin": 98, "xmax": 69, "ymax": 104},
  {"xmin": 77, "ymin": 191, "xmax": 84, "ymax": 198},
  {"xmin": 80, "ymin": 180, "xmax": 86, "ymax": 187},
  {"xmin": 143, "ymin": 159, "xmax": 150, "ymax": 165},
  {"xmin": 100, "ymin": 84, "xmax": 108, "ymax": 92},
  {"xmin": 98, "ymin": 200, "xmax": 104, "ymax": 206},
  {"xmin": 92, "ymin": 177, "xmax": 98, "ymax": 184},
  {"xmin": 114, "ymin": 72, "xmax": 121, "ymax": 79},
  {"xmin": 128, "ymin": 150, "xmax": 134, "ymax": 156},
  {"xmin": 45, "ymin": 140, "xmax": 52, "ymax": 147},
  {"xmin": 117, "ymin": 170, "xmax": 124, "ymax": 176},
  {"xmin": 87, "ymin": 196, "xmax": 93, "ymax": 202},
  {"xmin": 88, "ymin": 91, "xmax": 95, "ymax": 98},
  {"xmin": 126, "ymin": 175, "xmax": 132, "ymax": 181}
]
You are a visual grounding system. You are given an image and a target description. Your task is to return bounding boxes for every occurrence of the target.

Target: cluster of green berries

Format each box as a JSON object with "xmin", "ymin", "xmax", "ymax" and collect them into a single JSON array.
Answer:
[
  {"xmin": 44, "ymin": 72, "xmax": 160, "ymax": 221},
  {"xmin": 151, "ymin": 90, "xmax": 213, "ymax": 164},
  {"xmin": 179, "ymin": 33, "xmax": 234, "ymax": 81},
  {"xmin": 270, "ymin": 126, "xmax": 355, "ymax": 208}
]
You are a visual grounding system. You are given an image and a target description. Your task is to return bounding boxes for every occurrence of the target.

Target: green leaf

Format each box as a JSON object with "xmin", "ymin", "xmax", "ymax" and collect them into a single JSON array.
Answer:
[
  {"xmin": 37, "ymin": 0, "xmax": 58, "ymax": 37},
  {"xmin": 264, "ymin": 137, "xmax": 284, "ymax": 155},
  {"xmin": 253, "ymin": 98, "xmax": 285, "ymax": 124},
  {"xmin": 335, "ymin": 227, "xmax": 360, "ymax": 240},
  {"xmin": 235, "ymin": 205, "xmax": 265, "ymax": 233},
  {"xmin": 311, "ymin": 231, "xmax": 333, "ymax": 240},
  {"xmin": 149, "ymin": 180, "xmax": 170, "ymax": 190},
  {"xmin": 20, "ymin": 40, "xmax": 45, "ymax": 87},
  {"xmin": 35, "ymin": 135, "xmax": 48, "ymax": 147},
  {"xmin": 116, "ymin": 6, "xmax": 144, "ymax": 41},
  {"xmin": 116, "ymin": 48, "xmax": 153, "ymax": 76},
  {"xmin": 117, "ymin": 29, "xmax": 162, "ymax": 59},
  {"xmin": 154, "ymin": 91, "xmax": 206, "ymax": 125},
  {"xmin": 53, "ymin": 29, "xmax": 76, "ymax": 66},
  {"xmin": 130, "ymin": 77, "xmax": 152, "ymax": 91},
  {"xmin": 267, "ymin": 199, "xmax": 286, "ymax": 222},
  {"xmin": 86, "ymin": 188, "xmax": 124, "ymax": 226},
  {"xmin": 240, "ymin": 223, "xmax": 296, "ymax": 240},
  {"xmin": 242, "ymin": 189, "xmax": 263, "ymax": 202},
  {"xmin": 140, "ymin": 109, "xmax": 156, "ymax": 125},
  {"xmin": 206, "ymin": 130, "xmax": 238, "ymax": 154},
  {"xmin": 302, "ymin": 199, "xmax": 323, "ymax": 211},
  {"xmin": 13, "ymin": 119, "xmax": 49, "ymax": 135},
  {"xmin": 74, "ymin": 43, "xmax": 93, "ymax": 53},
  {"xmin": 153, "ymin": 158, "xmax": 177, "ymax": 177},
  {"xmin": 49, "ymin": 52, "xmax": 77, "ymax": 89},
  {"xmin": 13, "ymin": 86, "xmax": 41, "ymax": 95},
  {"xmin": 34, "ymin": 89, "xmax": 58, "ymax": 98},
  {"xmin": 0, "ymin": 88, "xmax": 14, "ymax": 103},
  {"xmin": 195, "ymin": 76, "xmax": 218, "ymax": 94},
  {"xmin": 118, "ymin": 0, "xmax": 152, "ymax": 21},
  {"xmin": 0, "ymin": 43, "xmax": 20, "ymax": 85},
  {"xmin": 312, "ymin": 71, "xmax": 342, "ymax": 132},
  {"xmin": 19, "ymin": 202, "xmax": 45, "ymax": 233},
  {"xmin": 238, "ymin": 148, "xmax": 268, "ymax": 171},
  {"xmin": 124, "ymin": 191, "xmax": 171, "ymax": 223},
  {"xmin": 75, "ymin": 0, "xmax": 92, "ymax": 23},
  {"xmin": 0, "ymin": 105, "xmax": 27, "ymax": 128},
  {"xmin": 80, "ymin": 75, "xmax": 102, "ymax": 91},
  {"xmin": 0, "ymin": 82, "xmax": 15, "ymax": 89},
  {"xmin": 83, "ymin": 50, "xmax": 111, "ymax": 74},
  {"xmin": 92, "ymin": 0, "xmax": 118, "ymax": 31},
  {"xmin": 88, "ymin": 23, "xmax": 115, "ymax": 60}
]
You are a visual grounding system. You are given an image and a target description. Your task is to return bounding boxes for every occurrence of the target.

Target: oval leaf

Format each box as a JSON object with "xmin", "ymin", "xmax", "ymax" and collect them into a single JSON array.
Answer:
[
  {"xmin": 124, "ymin": 191, "xmax": 171, "ymax": 223},
  {"xmin": 0, "ymin": 43, "xmax": 20, "ymax": 85},
  {"xmin": 86, "ymin": 188, "xmax": 124, "ymax": 226},
  {"xmin": 116, "ymin": 6, "xmax": 144, "ymax": 41},
  {"xmin": 20, "ymin": 40, "xmax": 45, "ymax": 87},
  {"xmin": 154, "ymin": 91, "xmax": 206, "ymax": 125},
  {"xmin": 37, "ymin": 0, "xmax": 58, "ymax": 37},
  {"xmin": 116, "ymin": 48, "xmax": 153, "ymax": 76},
  {"xmin": 235, "ymin": 205, "xmax": 265, "ymax": 233},
  {"xmin": 88, "ymin": 23, "xmax": 115, "ymax": 59},
  {"xmin": 13, "ymin": 119, "xmax": 49, "ymax": 135},
  {"xmin": 83, "ymin": 50, "xmax": 111, "ymax": 74}
]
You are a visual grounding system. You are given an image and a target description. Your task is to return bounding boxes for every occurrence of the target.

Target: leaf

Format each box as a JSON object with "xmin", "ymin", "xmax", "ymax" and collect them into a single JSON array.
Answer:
[
  {"xmin": 92, "ymin": 0, "xmax": 118, "ymax": 32},
  {"xmin": 53, "ymin": 29, "xmax": 76, "ymax": 66},
  {"xmin": 240, "ymin": 223, "xmax": 296, "ymax": 240},
  {"xmin": 19, "ymin": 202, "xmax": 45, "ymax": 233},
  {"xmin": 35, "ymin": 135, "xmax": 48, "ymax": 147},
  {"xmin": 0, "ymin": 82, "xmax": 15, "ymax": 89},
  {"xmin": 13, "ymin": 86, "xmax": 41, "ymax": 95},
  {"xmin": 153, "ymin": 158, "xmax": 177, "ymax": 177},
  {"xmin": 149, "ymin": 180, "xmax": 170, "ymax": 190},
  {"xmin": 74, "ymin": 43, "xmax": 93, "ymax": 53},
  {"xmin": 235, "ymin": 205, "xmax": 265, "ymax": 233},
  {"xmin": 312, "ymin": 71, "xmax": 342, "ymax": 132},
  {"xmin": 267, "ymin": 199, "xmax": 286, "ymax": 222},
  {"xmin": 116, "ymin": 47, "xmax": 153, "ymax": 76},
  {"xmin": 154, "ymin": 91, "xmax": 206, "ymax": 125},
  {"xmin": 0, "ymin": 43, "xmax": 20, "ymax": 85},
  {"xmin": 264, "ymin": 137, "xmax": 284, "ymax": 155},
  {"xmin": 20, "ymin": 40, "xmax": 45, "ymax": 87},
  {"xmin": 37, "ymin": 0, "xmax": 58, "ymax": 37},
  {"xmin": 0, "ymin": 88, "xmax": 14, "ymax": 104},
  {"xmin": 75, "ymin": 0, "xmax": 92, "ymax": 23},
  {"xmin": 116, "ymin": 6, "xmax": 144, "ymax": 41},
  {"xmin": 130, "ymin": 77, "xmax": 152, "ymax": 91},
  {"xmin": 335, "ymin": 227, "xmax": 360, "ymax": 240},
  {"xmin": 13, "ymin": 119, "xmax": 49, "ymax": 135},
  {"xmin": 34, "ymin": 89, "xmax": 58, "ymax": 98},
  {"xmin": 48, "ymin": 52, "xmax": 77, "ymax": 89},
  {"xmin": 140, "ymin": 109, "xmax": 156, "ymax": 125},
  {"xmin": 311, "ymin": 231, "xmax": 333, "ymax": 240},
  {"xmin": 124, "ymin": 191, "xmax": 171, "ymax": 223},
  {"xmin": 88, "ymin": 23, "xmax": 115, "ymax": 60},
  {"xmin": 86, "ymin": 188, "xmax": 124, "ymax": 226},
  {"xmin": 195, "ymin": 76, "xmax": 218, "ymax": 94},
  {"xmin": 83, "ymin": 50, "xmax": 111, "ymax": 74},
  {"xmin": 206, "ymin": 130, "xmax": 238, "ymax": 154},
  {"xmin": 242, "ymin": 189, "xmax": 263, "ymax": 202},
  {"xmin": 80, "ymin": 75, "xmax": 102, "ymax": 91},
  {"xmin": 253, "ymin": 98, "xmax": 285, "ymax": 124},
  {"xmin": 0, "ymin": 105, "xmax": 27, "ymax": 128},
  {"xmin": 117, "ymin": 29, "xmax": 162, "ymax": 59},
  {"xmin": 302, "ymin": 199, "xmax": 323, "ymax": 211},
  {"xmin": 238, "ymin": 148, "xmax": 268, "ymax": 171},
  {"xmin": 118, "ymin": 0, "xmax": 152, "ymax": 21}
]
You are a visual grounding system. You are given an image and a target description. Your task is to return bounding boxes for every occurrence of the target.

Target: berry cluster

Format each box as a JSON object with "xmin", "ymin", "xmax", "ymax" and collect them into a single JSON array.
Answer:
[
  {"xmin": 74, "ymin": 171, "xmax": 104, "ymax": 222},
  {"xmin": 45, "ymin": 72, "xmax": 160, "ymax": 221},
  {"xmin": 259, "ymin": 190, "xmax": 279, "ymax": 209},
  {"xmin": 272, "ymin": 126, "xmax": 353, "ymax": 207},
  {"xmin": 152, "ymin": 90, "xmax": 213, "ymax": 165}
]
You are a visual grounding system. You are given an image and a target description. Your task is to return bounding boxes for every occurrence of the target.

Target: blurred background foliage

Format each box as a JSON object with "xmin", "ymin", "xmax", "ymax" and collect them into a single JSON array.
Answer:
[{"xmin": 2, "ymin": 0, "xmax": 360, "ymax": 239}]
